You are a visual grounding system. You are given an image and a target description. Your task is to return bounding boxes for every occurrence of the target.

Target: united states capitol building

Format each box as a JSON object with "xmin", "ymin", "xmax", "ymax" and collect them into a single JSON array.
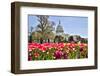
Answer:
[{"xmin": 54, "ymin": 20, "xmax": 87, "ymax": 43}]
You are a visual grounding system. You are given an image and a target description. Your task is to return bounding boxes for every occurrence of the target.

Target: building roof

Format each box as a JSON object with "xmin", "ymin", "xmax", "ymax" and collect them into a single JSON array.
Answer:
[{"xmin": 56, "ymin": 20, "xmax": 64, "ymax": 33}]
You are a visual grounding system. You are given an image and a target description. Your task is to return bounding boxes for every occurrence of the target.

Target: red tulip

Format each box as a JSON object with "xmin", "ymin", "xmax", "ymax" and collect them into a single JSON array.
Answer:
[
  {"xmin": 28, "ymin": 56, "xmax": 32, "ymax": 61},
  {"xmin": 34, "ymin": 53, "xmax": 40, "ymax": 58}
]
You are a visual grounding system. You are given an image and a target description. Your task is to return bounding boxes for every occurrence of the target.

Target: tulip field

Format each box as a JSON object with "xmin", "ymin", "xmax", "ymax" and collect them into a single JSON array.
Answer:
[{"xmin": 28, "ymin": 42, "xmax": 88, "ymax": 61}]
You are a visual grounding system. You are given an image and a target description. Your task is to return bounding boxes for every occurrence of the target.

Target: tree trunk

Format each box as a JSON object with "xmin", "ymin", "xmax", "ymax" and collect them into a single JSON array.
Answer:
[
  {"xmin": 29, "ymin": 35, "xmax": 32, "ymax": 43},
  {"xmin": 48, "ymin": 39, "xmax": 50, "ymax": 43},
  {"xmin": 40, "ymin": 38, "xmax": 43, "ymax": 44}
]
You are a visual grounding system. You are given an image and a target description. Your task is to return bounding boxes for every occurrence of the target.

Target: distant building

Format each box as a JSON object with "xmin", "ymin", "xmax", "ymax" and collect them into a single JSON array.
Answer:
[
  {"xmin": 63, "ymin": 33, "xmax": 70, "ymax": 41},
  {"xmin": 56, "ymin": 20, "xmax": 64, "ymax": 36},
  {"xmin": 55, "ymin": 20, "xmax": 72, "ymax": 42}
]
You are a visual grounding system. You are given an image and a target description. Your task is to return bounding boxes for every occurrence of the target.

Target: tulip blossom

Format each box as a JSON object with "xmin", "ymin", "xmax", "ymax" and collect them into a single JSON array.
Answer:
[
  {"xmin": 28, "ymin": 42, "xmax": 88, "ymax": 60},
  {"xmin": 34, "ymin": 53, "xmax": 40, "ymax": 58},
  {"xmin": 54, "ymin": 50, "xmax": 63, "ymax": 59}
]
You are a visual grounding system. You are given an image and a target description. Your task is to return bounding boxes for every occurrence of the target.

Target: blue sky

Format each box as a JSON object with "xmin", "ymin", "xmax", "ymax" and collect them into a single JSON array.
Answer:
[{"xmin": 28, "ymin": 15, "xmax": 88, "ymax": 38}]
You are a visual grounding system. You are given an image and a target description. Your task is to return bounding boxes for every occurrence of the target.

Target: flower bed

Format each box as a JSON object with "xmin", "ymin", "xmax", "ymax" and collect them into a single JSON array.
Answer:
[{"xmin": 28, "ymin": 42, "xmax": 88, "ymax": 60}]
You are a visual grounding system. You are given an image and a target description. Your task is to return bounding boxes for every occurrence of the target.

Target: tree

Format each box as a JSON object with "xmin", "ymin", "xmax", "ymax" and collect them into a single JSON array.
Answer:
[
  {"xmin": 68, "ymin": 36, "xmax": 74, "ymax": 42},
  {"xmin": 68, "ymin": 35, "xmax": 81, "ymax": 43},
  {"xmin": 28, "ymin": 26, "xmax": 34, "ymax": 43},
  {"xmin": 80, "ymin": 38, "xmax": 88, "ymax": 43},
  {"xmin": 32, "ymin": 32, "xmax": 42, "ymax": 43},
  {"xmin": 35, "ymin": 15, "xmax": 55, "ymax": 43}
]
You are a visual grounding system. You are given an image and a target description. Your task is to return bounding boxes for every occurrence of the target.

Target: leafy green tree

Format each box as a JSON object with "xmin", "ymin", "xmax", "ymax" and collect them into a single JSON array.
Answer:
[
  {"xmin": 36, "ymin": 15, "xmax": 55, "ymax": 43},
  {"xmin": 32, "ymin": 32, "xmax": 42, "ymax": 43}
]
